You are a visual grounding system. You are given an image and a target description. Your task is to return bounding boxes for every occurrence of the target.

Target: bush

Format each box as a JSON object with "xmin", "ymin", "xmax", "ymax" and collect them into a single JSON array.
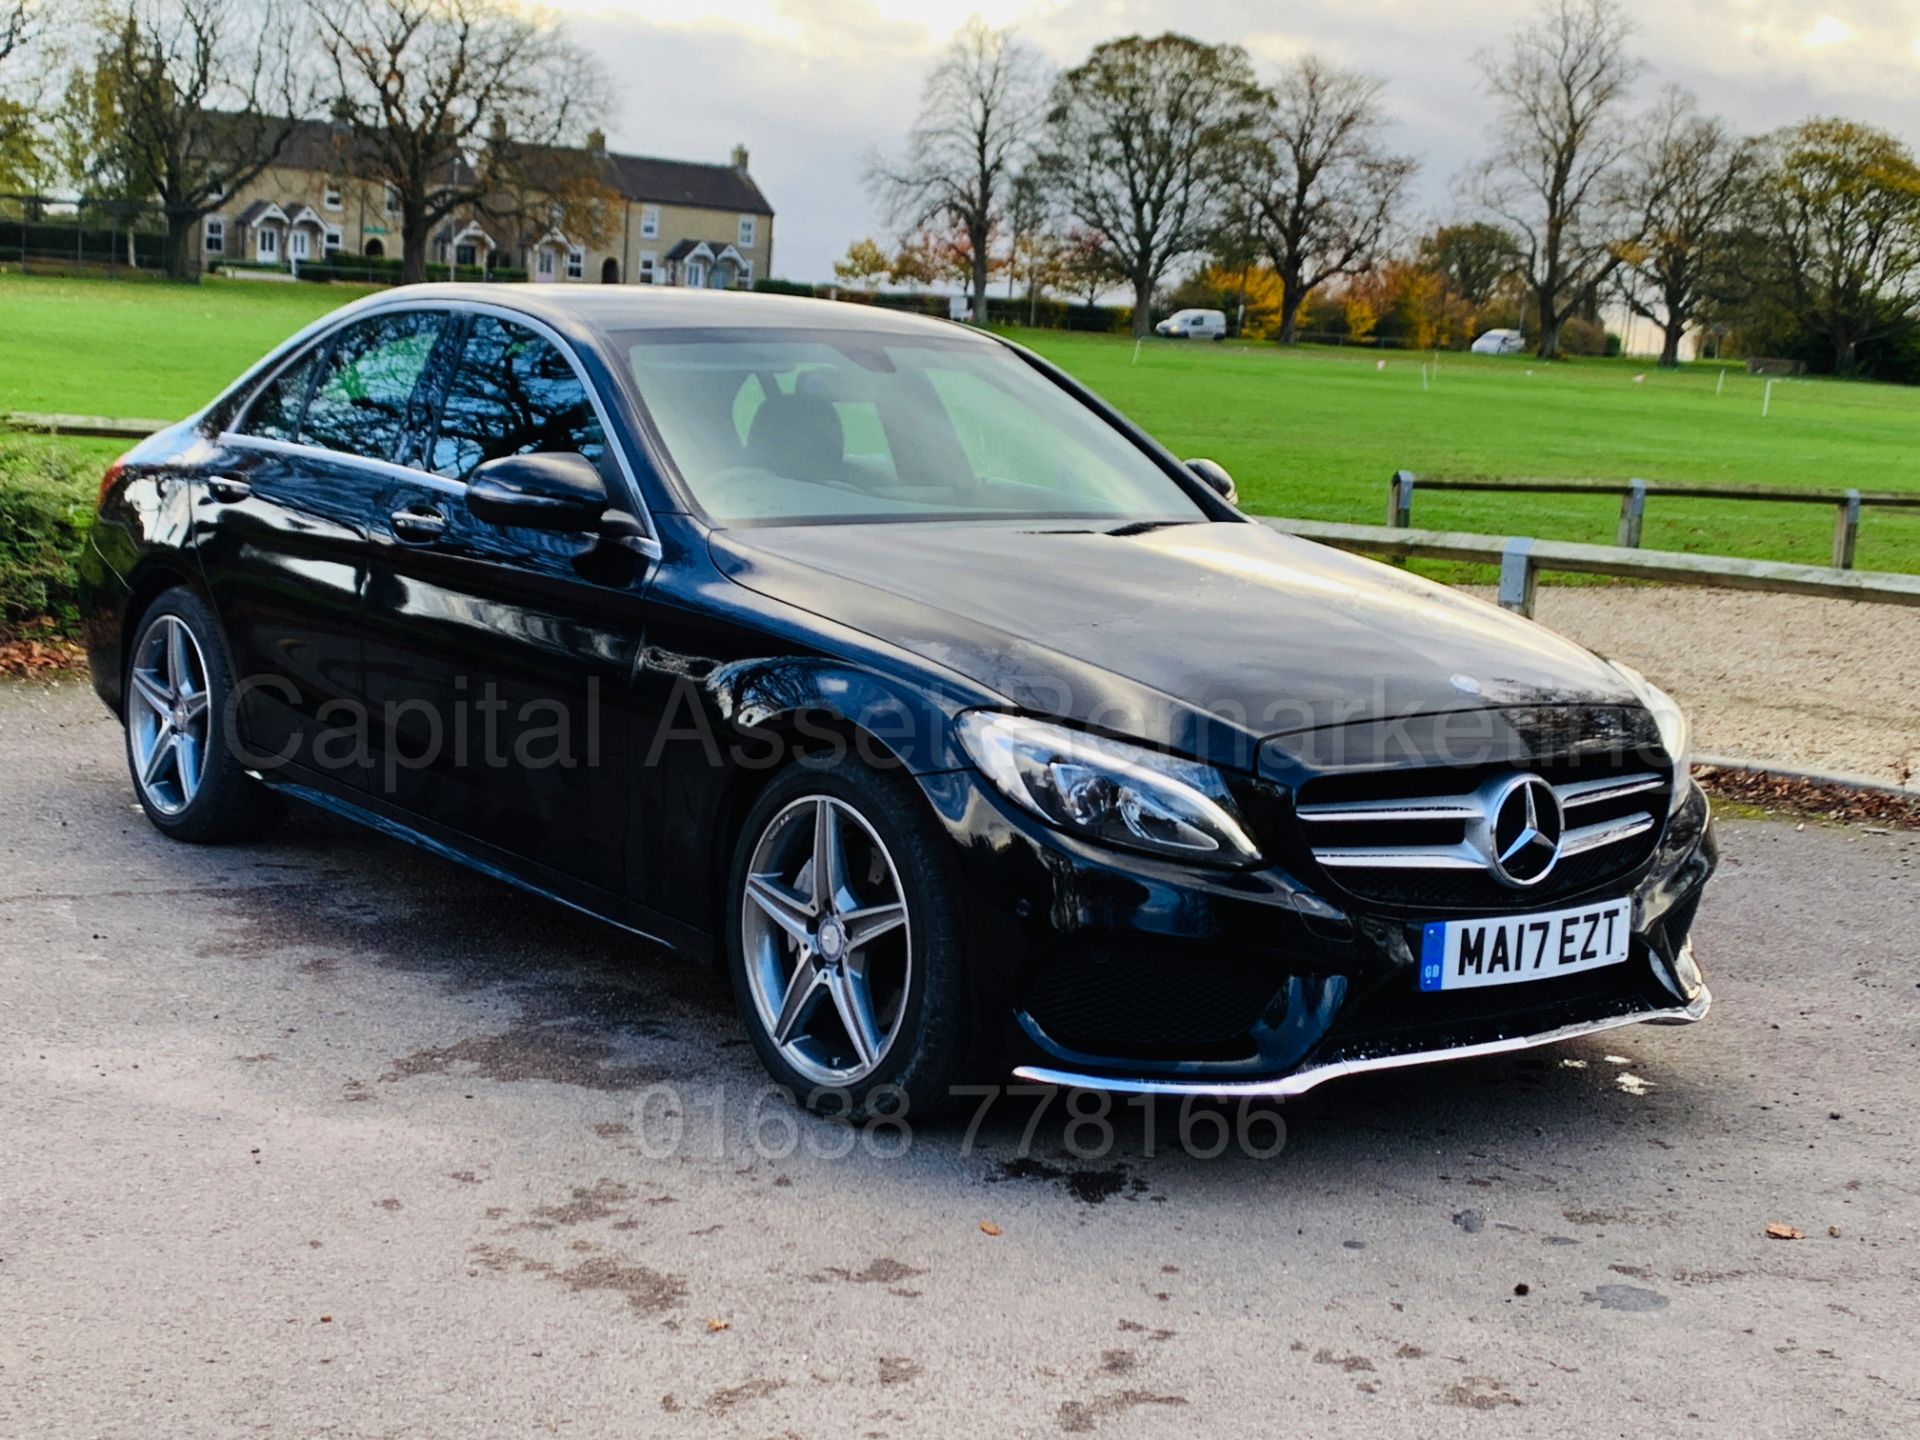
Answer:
[
  {"xmin": 0, "ymin": 443, "xmax": 96, "ymax": 639},
  {"xmin": 1558, "ymin": 317, "xmax": 1609, "ymax": 356},
  {"xmin": 752, "ymin": 277, "xmax": 816, "ymax": 297}
]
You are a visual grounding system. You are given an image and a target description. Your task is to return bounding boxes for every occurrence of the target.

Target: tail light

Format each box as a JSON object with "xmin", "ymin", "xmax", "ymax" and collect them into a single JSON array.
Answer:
[{"xmin": 96, "ymin": 455, "xmax": 132, "ymax": 511}]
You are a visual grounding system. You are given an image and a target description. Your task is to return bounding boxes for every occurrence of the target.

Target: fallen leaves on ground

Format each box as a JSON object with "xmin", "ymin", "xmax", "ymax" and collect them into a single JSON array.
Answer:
[
  {"xmin": 705, "ymin": 1317, "xmax": 730, "ymax": 1333},
  {"xmin": 1696, "ymin": 766, "xmax": 1920, "ymax": 832},
  {"xmin": 979, "ymin": 1221, "xmax": 1003, "ymax": 1237},
  {"xmin": 1764, "ymin": 1223, "xmax": 1804, "ymax": 1241},
  {"xmin": 0, "ymin": 636, "xmax": 86, "ymax": 678}
]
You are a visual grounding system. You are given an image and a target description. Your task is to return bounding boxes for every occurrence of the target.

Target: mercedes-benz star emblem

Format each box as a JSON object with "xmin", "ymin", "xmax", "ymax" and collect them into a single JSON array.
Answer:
[{"xmin": 1486, "ymin": 774, "xmax": 1564, "ymax": 887}]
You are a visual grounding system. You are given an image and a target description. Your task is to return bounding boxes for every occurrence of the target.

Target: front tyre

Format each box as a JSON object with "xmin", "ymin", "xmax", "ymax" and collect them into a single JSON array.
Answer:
[
  {"xmin": 124, "ymin": 589, "xmax": 282, "ymax": 843},
  {"xmin": 727, "ymin": 757, "xmax": 971, "ymax": 1122}
]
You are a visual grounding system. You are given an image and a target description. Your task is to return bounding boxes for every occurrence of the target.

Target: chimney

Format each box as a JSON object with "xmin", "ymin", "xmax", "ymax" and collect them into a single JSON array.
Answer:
[
  {"xmin": 329, "ymin": 95, "xmax": 353, "ymax": 132},
  {"xmin": 730, "ymin": 143, "xmax": 749, "ymax": 173},
  {"xmin": 489, "ymin": 113, "xmax": 508, "ymax": 146},
  {"xmin": 587, "ymin": 128, "xmax": 606, "ymax": 155}
]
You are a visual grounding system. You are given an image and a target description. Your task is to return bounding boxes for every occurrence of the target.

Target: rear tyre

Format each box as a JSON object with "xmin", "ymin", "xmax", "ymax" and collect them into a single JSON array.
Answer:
[
  {"xmin": 124, "ymin": 589, "xmax": 283, "ymax": 844},
  {"xmin": 726, "ymin": 755, "xmax": 971, "ymax": 1123}
]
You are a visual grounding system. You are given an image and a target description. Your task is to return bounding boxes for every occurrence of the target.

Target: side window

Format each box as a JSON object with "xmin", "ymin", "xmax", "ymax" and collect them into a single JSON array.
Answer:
[
  {"xmin": 301, "ymin": 311, "xmax": 446, "ymax": 461},
  {"xmin": 241, "ymin": 348, "xmax": 321, "ymax": 442},
  {"xmin": 429, "ymin": 316, "xmax": 606, "ymax": 480}
]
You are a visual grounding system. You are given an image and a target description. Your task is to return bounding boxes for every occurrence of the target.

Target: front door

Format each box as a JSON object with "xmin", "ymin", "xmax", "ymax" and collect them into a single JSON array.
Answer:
[{"xmin": 360, "ymin": 312, "xmax": 650, "ymax": 898}]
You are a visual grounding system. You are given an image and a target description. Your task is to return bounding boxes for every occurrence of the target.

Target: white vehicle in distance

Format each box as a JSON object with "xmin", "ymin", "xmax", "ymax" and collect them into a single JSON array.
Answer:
[
  {"xmin": 1155, "ymin": 308, "xmax": 1228, "ymax": 341},
  {"xmin": 1470, "ymin": 328, "xmax": 1527, "ymax": 355}
]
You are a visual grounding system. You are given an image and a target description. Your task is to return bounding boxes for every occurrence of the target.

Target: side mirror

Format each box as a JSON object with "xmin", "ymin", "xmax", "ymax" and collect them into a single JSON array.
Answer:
[
  {"xmin": 1186, "ymin": 458, "xmax": 1238, "ymax": 507},
  {"xmin": 467, "ymin": 451, "xmax": 609, "ymax": 532}
]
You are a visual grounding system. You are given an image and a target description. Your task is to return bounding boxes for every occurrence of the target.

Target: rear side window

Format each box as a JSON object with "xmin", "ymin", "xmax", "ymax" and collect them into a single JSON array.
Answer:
[
  {"xmin": 429, "ymin": 316, "xmax": 606, "ymax": 480},
  {"xmin": 301, "ymin": 311, "xmax": 446, "ymax": 461},
  {"xmin": 242, "ymin": 349, "xmax": 321, "ymax": 442}
]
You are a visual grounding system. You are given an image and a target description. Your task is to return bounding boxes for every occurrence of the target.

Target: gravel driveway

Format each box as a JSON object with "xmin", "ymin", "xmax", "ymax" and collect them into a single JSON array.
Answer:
[
  {"xmin": 1512, "ymin": 585, "xmax": 1919, "ymax": 787},
  {"xmin": 3, "ymin": 679, "xmax": 1917, "ymax": 1438}
]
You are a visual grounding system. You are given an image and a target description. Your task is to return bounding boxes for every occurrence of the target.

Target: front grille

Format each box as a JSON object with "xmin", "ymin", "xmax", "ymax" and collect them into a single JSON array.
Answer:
[
  {"xmin": 1021, "ymin": 947, "xmax": 1284, "ymax": 1061},
  {"xmin": 1296, "ymin": 757, "xmax": 1670, "ymax": 914}
]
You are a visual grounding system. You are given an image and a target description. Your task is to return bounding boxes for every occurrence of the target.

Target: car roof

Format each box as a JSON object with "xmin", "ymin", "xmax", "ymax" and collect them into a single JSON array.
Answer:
[{"xmin": 357, "ymin": 282, "xmax": 986, "ymax": 342}]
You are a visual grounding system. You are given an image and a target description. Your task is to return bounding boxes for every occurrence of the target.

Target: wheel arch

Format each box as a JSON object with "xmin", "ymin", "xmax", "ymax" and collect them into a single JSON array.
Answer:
[
  {"xmin": 701, "ymin": 706, "xmax": 923, "ymax": 950},
  {"xmin": 112, "ymin": 561, "xmax": 218, "ymax": 717}
]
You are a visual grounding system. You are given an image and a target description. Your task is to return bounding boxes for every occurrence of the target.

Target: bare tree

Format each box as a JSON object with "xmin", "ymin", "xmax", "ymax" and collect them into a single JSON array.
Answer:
[
  {"xmin": 1246, "ymin": 55, "xmax": 1416, "ymax": 345},
  {"xmin": 868, "ymin": 17, "xmax": 1048, "ymax": 324},
  {"xmin": 65, "ymin": 0, "xmax": 303, "ymax": 281},
  {"xmin": 1472, "ymin": 0, "xmax": 1642, "ymax": 358},
  {"xmin": 1611, "ymin": 89, "xmax": 1758, "ymax": 367},
  {"xmin": 311, "ymin": 0, "xmax": 606, "ymax": 284},
  {"xmin": 1045, "ymin": 33, "xmax": 1264, "ymax": 336}
]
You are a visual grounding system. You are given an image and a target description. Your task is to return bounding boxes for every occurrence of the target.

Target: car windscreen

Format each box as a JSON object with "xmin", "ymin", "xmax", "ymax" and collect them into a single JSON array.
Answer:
[{"xmin": 614, "ymin": 327, "xmax": 1208, "ymax": 525}]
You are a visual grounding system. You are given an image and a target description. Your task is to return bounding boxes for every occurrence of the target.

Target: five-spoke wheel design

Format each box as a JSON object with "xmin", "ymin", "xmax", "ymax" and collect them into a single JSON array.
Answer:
[
  {"xmin": 740, "ymin": 794, "xmax": 912, "ymax": 1087},
  {"xmin": 128, "ymin": 614, "xmax": 211, "ymax": 817}
]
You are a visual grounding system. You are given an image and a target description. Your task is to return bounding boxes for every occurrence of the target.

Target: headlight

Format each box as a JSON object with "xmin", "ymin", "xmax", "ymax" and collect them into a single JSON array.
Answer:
[
  {"xmin": 954, "ymin": 711, "xmax": 1261, "ymax": 864},
  {"xmin": 1611, "ymin": 663, "xmax": 1691, "ymax": 810}
]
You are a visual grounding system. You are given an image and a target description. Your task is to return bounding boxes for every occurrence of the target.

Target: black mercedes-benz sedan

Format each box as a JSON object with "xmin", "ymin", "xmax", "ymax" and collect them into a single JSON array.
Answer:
[{"xmin": 78, "ymin": 285, "xmax": 1715, "ymax": 1118}]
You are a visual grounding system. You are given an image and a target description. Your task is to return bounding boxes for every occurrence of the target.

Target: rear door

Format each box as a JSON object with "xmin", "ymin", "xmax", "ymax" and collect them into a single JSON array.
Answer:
[
  {"xmin": 196, "ymin": 309, "xmax": 450, "ymax": 788},
  {"xmin": 360, "ymin": 310, "xmax": 651, "ymax": 897}
]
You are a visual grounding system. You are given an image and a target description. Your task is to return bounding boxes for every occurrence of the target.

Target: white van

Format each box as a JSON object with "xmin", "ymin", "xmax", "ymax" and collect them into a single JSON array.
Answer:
[
  {"xmin": 1470, "ymin": 328, "xmax": 1527, "ymax": 355},
  {"xmin": 1155, "ymin": 308, "xmax": 1228, "ymax": 340}
]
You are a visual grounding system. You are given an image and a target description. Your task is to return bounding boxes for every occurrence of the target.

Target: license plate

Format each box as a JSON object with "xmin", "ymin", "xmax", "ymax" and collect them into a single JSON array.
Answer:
[{"xmin": 1418, "ymin": 898, "xmax": 1631, "ymax": 992}]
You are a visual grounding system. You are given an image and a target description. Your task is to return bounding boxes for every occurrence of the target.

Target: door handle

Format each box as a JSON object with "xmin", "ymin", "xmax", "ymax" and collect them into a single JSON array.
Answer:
[
  {"xmin": 390, "ymin": 506, "xmax": 447, "ymax": 542},
  {"xmin": 207, "ymin": 475, "xmax": 252, "ymax": 502}
]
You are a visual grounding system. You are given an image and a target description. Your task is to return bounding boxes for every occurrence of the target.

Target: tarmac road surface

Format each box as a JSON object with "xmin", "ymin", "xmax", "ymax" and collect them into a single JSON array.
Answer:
[{"xmin": 2, "ymin": 678, "xmax": 1916, "ymax": 1438}]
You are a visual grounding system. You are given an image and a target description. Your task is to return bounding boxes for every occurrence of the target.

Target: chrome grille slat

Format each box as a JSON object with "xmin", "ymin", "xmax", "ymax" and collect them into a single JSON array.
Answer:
[
  {"xmin": 1294, "ymin": 800, "xmax": 1480, "ymax": 822},
  {"xmin": 1558, "ymin": 774, "xmax": 1665, "ymax": 809},
  {"xmin": 1561, "ymin": 813, "xmax": 1656, "ymax": 857},
  {"xmin": 1314, "ymin": 844, "xmax": 1483, "ymax": 870}
]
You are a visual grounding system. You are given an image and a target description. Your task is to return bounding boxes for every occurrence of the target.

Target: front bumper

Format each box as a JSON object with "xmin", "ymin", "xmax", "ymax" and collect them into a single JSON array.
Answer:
[{"xmin": 918, "ymin": 767, "xmax": 1718, "ymax": 1097}]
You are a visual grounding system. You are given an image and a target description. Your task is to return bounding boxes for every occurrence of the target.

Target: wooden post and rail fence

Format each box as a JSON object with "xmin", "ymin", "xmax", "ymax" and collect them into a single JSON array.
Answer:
[
  {"xmin": 1383, "ymin": 470, "xmax": 1920, "ymax": 572},
  {"xmin": 6, "ymin": 413, "xmax": 1917, "ymax": 618}
]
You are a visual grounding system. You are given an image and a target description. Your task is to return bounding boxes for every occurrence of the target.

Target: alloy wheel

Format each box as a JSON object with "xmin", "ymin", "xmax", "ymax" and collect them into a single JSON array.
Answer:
[
  {"xmin": 740, "ymin": 794, "xmax": 913, "ymax": 1087},
  {"xmin": 128, "ymin": 615, "xmax": 212, "ymax": 816}
]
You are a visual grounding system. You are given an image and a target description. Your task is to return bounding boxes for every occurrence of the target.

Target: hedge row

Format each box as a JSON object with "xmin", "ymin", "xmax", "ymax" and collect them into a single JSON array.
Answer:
[
  {"xmin": 0, "ymin": 443, "xmax": 96, "ymax": 639},
  {"xmin": 0, "ymin": 219, "xmax": 167, "ymax": 266}
]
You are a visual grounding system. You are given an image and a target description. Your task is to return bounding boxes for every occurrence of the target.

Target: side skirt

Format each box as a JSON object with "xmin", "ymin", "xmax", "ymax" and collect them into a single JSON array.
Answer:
[{"xmin": 261, "ymin": 774, "xmax": 713, "ymax": 962}]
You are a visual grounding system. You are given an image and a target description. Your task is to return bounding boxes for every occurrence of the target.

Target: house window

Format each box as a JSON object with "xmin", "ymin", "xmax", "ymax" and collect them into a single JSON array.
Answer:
[
  {"xmin": 289, "ymin": 229, "xmax": 310, "ymax": 260},
  {"xmin": 640, "ymin": 205, "xmax": 659, "ymax": 239},
  {"xmin": 738, "ymin": 215, "xmax": 755, "ymax": 247},
  {"xmin": 324, "ymin": 227, "xmax": 343, "ymax": 255},
  {"xmin": 455, "ymin": 243, "xmax": 476, "ymax": 267},
  {"xmin": 384, "ymin": 186, "xmax": 400, "ymax": 216},
  {"xmin": 203, "ymin": 216, "xmax": 225, "ymax": 254},
  {"xmin": 737, "ymin": 260, "xmax": 753, "ymax": 286},
  {"xmin": 323, "ymin": 183, "xmax": 342, "ymax": 211},
  {"xmin": 686, "ymin": 258, "xmax": 707, "ymax": 289},
  {"xmin": 566, "ymin": 246, "xmax": 584, "ymax": 280},
  {"xmin": 257, "ymin": 226, "xmax": 278, "ymax": 259},
  {"xmin": 637, "ymin": 251, "xmax": 656, "ymax": 284}
]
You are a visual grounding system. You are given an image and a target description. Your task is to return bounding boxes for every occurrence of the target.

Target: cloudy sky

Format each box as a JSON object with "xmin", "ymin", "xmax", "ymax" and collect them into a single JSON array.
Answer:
[{"xmin": 556, "ymin": 0, "xmax": 1920, "ymax": 283}]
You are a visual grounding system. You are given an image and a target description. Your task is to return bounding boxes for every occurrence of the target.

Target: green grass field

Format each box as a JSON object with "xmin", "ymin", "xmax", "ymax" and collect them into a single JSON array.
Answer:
[
  {"xmin": 1005, "ymin": 330, "xmax": 1920, "ymax": 573},
  {"xmin": 5, "ymin": 272, "xmax": 1918, "ymax": 571}
]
